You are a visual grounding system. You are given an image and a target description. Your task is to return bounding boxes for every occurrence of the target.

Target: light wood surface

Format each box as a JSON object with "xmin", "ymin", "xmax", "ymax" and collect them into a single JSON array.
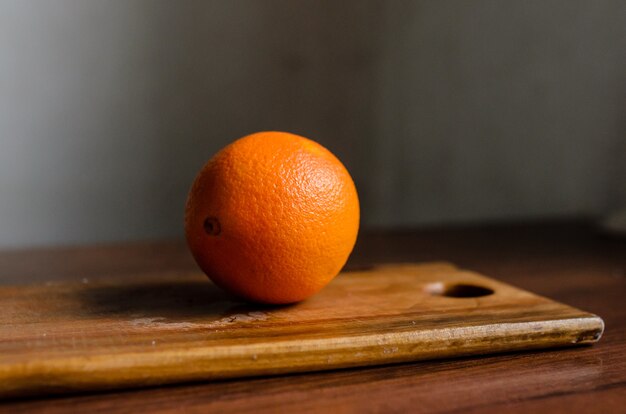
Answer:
[{"xmin": 0, "ymin": 260, "xmax": 602, "ymax": 399}]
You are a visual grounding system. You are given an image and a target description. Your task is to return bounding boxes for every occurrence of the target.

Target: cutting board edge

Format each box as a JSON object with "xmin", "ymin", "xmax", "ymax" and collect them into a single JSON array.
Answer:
[{"xmin": 0, "ymin": 314, "xmax": 603, "ymax": 399}]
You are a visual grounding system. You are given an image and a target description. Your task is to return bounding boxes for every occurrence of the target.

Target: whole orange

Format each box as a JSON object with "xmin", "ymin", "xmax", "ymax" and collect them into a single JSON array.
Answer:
[{"xmin": 184, "ymin": 131, "xmax": 360, "ymax": 304}]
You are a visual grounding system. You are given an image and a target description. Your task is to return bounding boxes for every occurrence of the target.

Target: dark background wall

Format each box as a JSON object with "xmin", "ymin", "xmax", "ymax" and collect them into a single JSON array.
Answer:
[{"xmin": 1, "ymin": 0, "xmax": 624, "ymax": 247}]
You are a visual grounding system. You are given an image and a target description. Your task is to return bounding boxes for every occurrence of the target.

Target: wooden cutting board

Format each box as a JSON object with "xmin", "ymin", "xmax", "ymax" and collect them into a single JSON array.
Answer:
[{"xmin": 0, "ymin": 263, "xmax": 603, "ymax": 398}]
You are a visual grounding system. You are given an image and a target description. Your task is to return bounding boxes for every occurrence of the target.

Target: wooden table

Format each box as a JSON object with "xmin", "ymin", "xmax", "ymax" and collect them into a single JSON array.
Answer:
[{"xmin": 1, "ymin": 220, "xmax": 624, "ymax": 413}]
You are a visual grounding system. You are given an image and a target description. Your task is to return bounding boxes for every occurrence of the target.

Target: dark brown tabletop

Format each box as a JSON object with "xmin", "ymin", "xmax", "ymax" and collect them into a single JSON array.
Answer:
[{"xmin": 1, "ymin": 220, "xmax": 624, "ymax": 413}]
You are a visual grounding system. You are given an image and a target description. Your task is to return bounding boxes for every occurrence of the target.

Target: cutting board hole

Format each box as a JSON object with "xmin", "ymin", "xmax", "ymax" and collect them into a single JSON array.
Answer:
[{"xmin": 426, "ymin": 282, "xmax": 494, "ymax": 298}]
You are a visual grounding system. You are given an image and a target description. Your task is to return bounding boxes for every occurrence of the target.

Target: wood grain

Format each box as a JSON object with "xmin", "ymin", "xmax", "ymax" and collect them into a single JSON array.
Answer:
[
  {"xmin": 0, "ymin": 220, "xmax": 623, "ymax": 413},
  {"xmin": 0, "ymin": 260, "xmax": 603, "ymax": 399}
]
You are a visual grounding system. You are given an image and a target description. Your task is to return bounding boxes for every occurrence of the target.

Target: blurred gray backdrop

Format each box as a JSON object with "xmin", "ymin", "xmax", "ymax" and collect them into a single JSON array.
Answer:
[{"xmin": 1, "ymin": 0, "xmax": 625, "ymax": 247}]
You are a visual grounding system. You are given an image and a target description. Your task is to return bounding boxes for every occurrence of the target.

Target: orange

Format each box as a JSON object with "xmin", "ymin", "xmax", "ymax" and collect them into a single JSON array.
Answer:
[{"xmin": 184, "ymin": 131, "xmax": 360, "ymax": 304}]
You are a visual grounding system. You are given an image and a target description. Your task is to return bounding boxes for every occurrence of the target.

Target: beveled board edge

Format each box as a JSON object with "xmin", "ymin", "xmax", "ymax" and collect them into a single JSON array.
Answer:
[{"xmin": 0, "ymin": 313, "xmax": 604, "ymax": 399}]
